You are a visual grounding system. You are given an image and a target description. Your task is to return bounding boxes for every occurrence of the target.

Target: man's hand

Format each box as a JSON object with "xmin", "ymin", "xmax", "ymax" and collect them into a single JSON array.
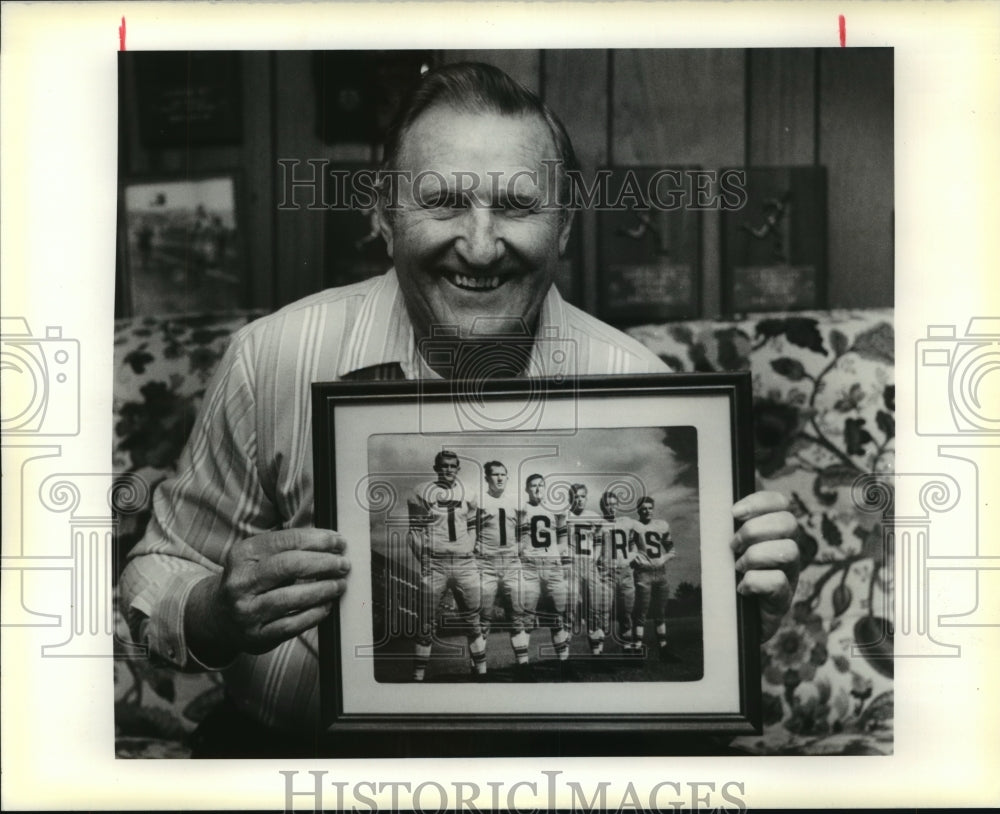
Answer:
[
  {"xmin": 731, "ymin": 491, "xmax": 800, "ymax": 643},
  {"xmin": 185, "ymin": 528, "xmax": 350, "ymax": 666}
]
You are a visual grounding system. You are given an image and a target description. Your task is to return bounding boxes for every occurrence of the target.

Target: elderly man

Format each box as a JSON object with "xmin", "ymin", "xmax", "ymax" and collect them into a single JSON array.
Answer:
[{"xmin": 120, "ymin": 62, "xmax": 798, "ymax": 756}]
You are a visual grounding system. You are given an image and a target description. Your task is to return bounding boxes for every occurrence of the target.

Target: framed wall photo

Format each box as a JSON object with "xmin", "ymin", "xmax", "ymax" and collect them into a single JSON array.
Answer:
[
  {"xmin": 312, "ymin": 373, "xmax": 759, "ymax": 751},
  {"xmin": 721, "ymin": 166, "xmax": 828, "ymax": 314},
  {"xmin": 120, "ymin": 175, "xmax": 245, "ymax": 316},
  {"xmin": 596, "ymin": 167, "xmax": 702, "ymax": 326}
]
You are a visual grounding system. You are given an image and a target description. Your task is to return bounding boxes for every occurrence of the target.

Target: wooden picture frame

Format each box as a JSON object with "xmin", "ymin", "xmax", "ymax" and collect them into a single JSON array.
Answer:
[{"xmin": 312, "ymin": 373, "xmax": 759, "ymax": 753}]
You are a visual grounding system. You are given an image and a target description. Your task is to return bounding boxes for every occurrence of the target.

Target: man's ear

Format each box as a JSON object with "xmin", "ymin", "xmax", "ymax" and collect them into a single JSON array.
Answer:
[
  {"xmin": 557, "ymin": 208, "xmax": 575, "ymax": 256},
  {"xmin": 374, "ymin": 200, "xmax": 394, "ymax": 259}
]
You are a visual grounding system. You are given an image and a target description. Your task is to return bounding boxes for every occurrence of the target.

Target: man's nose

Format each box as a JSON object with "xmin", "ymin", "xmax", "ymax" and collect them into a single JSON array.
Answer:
[{"xmin": 455, "ymin": 206, "xmax": 504, "ymax": 268}]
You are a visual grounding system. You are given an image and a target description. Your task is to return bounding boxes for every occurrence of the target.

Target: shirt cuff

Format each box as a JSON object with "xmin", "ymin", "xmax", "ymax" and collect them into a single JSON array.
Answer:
[{"xmin": 144, "ymin": 571, "xmax": 234, "ymax": 671}]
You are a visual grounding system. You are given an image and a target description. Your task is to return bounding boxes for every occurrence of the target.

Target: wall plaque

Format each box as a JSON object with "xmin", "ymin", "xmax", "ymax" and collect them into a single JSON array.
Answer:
[
  {"xmin": 721, "ymin": 166, "xmax": 827, "ymax": 313},
  {"xmin": 597, "ymin": 167, "xmax": 701, "ymax": 326}
]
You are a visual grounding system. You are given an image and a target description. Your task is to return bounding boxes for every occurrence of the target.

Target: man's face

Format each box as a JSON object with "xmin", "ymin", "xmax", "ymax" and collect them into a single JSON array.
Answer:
[
  {"xmin": 485, "ymin": 466, "xmax": 508, "ymax": 495},
  {"xmin": 603, "ymin": 494, "xmax": 618, "ymax": 518},
  {"xmin": 571, "ymin": 488, "xmax": 588, "ymax": 513},
  {"xmin": 526, "ymin": 477, "xmax": 545, "ymax": 504},
  {"xmin": 435, "ymin": 456, "xmax": 460, "ymax": 485},
  {"xmin": 378, "ymin": 105, "xmax": 573, "ymax": 343},
  {"xmin": 638, "ymin": 501, "xmax": 653, "ymax": 522}
]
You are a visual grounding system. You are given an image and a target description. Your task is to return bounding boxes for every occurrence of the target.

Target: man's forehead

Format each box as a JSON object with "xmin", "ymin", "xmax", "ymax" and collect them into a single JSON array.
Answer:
[{"xmin": 396, "ymin": 104, "xmax": 558, "ymax": 170}]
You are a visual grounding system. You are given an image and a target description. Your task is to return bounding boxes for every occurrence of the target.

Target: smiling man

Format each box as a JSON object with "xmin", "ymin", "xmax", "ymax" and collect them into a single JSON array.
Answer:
[{"xmin": 120, "ymin": 62, "xmax": 799, "ymax": 756}]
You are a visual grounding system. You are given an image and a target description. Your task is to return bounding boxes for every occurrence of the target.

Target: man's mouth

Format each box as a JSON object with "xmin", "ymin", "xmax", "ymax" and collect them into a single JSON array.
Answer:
[{"xmin": 445, "ymin": 272, "xmax": 505, "ymax": 292}]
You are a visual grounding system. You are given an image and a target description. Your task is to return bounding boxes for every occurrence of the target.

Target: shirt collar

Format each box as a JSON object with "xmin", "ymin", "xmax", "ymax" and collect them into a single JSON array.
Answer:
[{"xmin": 337, "ymin": 270, "xmax": 573, "ymax": 381}]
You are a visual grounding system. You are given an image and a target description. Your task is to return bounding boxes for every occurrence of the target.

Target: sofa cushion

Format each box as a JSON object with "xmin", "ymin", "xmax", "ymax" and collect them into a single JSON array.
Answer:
[{"xmin": 629, "ymin": 309, "xmax": 894, "ymax": 754}]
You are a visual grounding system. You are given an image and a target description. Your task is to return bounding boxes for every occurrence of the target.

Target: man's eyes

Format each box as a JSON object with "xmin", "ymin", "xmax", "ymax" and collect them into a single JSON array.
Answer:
[{"xmin": 419, "ymin": 192, "xmax": 541, "ymax": 216}]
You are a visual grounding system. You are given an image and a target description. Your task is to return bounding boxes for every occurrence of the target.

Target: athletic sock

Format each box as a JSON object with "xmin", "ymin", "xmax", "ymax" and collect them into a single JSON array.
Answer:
[
  {"xmin": 511, "ymin": 630, "xmax": 530, "ymax": 664},
  {"xmin": 413, "ymin": 643, "xmax": 432, "ymax": 681},
  {"xmin": 552, "ymin": 628, "xmax": 570, "ymax": 661},
  {"xmin": 470, "ymin": 635, "xmax": 488, "ymax": 674}
]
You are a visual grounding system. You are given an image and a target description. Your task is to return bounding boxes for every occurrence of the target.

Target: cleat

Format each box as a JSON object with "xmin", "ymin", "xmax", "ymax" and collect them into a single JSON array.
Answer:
[{"xmin": 513, "ymin": 662, "xmax": 537, "ymax": 683}]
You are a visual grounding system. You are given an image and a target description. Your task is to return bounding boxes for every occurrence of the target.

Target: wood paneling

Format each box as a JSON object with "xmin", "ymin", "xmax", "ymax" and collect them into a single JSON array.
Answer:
[
  {"xmin": 611, "ymin": 49, "xmax": 745, "ymax": 166},
  {"xmin": 748, "ymin": 49, "xmax": 816, "ymax": 165},
  {"xmin": 544, "ymin": 50, "xmax": 609, "ymax": 314},
  {"xmin": 273, "ymin": 52, "xmax": 371, "ymax": 307},
  {"xmin": 242, "ymin": 52, "xmax": 275, "ymax": 309},
  {"xmin": 612, "ymin": 49, "xmax": 745, "ymax": 317},
  {"xmin": 819, "ymin": 48, "xmax": 893, "ymax": 308}
]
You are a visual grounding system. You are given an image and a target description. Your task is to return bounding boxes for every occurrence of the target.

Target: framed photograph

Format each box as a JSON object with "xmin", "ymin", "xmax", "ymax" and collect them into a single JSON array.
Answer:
[
  {"xmin": 120, "ymin": 174, "xmax": 245, "ymax": 316},
  {"xmin": 313, "ymin": 373, "xmax": 759, "ymax": 744}
]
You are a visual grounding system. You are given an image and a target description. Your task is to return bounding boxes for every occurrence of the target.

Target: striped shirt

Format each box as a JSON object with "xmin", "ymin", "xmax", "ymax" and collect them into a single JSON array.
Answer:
[{"xmin": 120, "ymin": 269, "xmax": 670, "ymax": 730}]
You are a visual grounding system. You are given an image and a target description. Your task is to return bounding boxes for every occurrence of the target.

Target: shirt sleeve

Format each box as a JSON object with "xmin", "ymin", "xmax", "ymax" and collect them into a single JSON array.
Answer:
[{"xmin": 118, "ymin": 328, "xmax": 279, "ymax": 671}]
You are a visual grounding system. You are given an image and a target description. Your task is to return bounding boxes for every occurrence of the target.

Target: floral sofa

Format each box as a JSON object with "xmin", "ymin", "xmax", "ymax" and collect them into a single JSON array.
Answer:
[{"xmin": 113, "ymin": 307, "xmax": 894, "ymax": 757}]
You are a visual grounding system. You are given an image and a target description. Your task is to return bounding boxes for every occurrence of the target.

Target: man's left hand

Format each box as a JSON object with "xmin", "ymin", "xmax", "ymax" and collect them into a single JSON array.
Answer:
[{"xmin": 731, "ymin": 491, "xmax": 800, "ymax": 642}]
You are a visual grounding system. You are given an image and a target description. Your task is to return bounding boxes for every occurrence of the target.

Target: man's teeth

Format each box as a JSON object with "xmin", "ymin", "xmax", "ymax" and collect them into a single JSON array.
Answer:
[{"xmin": 450, "ymin": 273, "xmax": 502, "ymax": 291}]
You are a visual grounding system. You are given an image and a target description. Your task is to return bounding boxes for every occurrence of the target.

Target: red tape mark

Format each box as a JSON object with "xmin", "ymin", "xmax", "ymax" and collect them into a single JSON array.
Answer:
[
  {"xmin": 839, "ymin": 14, "xmax": 846, "ymax": 47},
  {"xmin": 119, "ymin": 16, "xmax": 126, "ymax": 51}
]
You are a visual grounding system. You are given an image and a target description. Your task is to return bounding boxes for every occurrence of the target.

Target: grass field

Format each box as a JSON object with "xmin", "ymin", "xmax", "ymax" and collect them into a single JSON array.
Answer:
[{"xmin": 371, "ymin": 613, "xmax": 703, "ymax": 683}]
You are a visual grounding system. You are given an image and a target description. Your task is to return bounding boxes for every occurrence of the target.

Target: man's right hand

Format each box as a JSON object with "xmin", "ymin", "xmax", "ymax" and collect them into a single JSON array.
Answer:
[{"xmin": 184, "ymin": 528, "xmax": 350, "ymax": 666}]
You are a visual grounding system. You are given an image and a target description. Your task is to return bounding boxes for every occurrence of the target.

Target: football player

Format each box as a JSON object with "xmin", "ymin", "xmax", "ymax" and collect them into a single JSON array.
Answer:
[
  {"xmin": 517, "ymin": 474, "xmax": 571, "ymax": 664},
  {"xmin": 407, "ymin": 450, "xmax": 486, "ymax": 681},
  {"xmin": 474, "ymin": 461, "xmax": 529, "ymax": 667},
  {"xmin": 596, "ymin": 490, "xmax": 641, "ymax": 651},
  {"xmin": 630, "ymin": 495, "xmax": 679, "ymax": 661},
  {"xmin": 565, "ymin": 484, "xmax": 611, "ymax": 655}
]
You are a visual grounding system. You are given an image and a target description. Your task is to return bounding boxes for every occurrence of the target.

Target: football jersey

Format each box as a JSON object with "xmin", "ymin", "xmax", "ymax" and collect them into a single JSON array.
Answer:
[
  {"xmin": 598, "ymin": 515, "xmax": 641, "ymax": 568},
  {"xmin": 632, "ymin": 518, "xmax": 673, "ymax": 569},
  {"xmin": 566, "ymin": 509, "xmax": 605, "ymax": 562},
  {"xmin": 476, "ymin": 491, "xmax": 522, "ymax": 555},
  {"xmin": 407, "ymin": 480, "xmax": 478, "ymax": 555},
  {"xmin": 518, "ymin": 502, "xmax": 567, "ymax": 559}
]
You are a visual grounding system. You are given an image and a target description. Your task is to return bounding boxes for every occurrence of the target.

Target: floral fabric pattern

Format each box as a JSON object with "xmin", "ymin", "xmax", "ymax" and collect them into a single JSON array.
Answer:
[
  {"xmin": 113, "ymin": 311, "xmax": 263, "ymax": 757},
  {"xmin": 629, "ymin": 309, "xmax": 894, "ymax": 755}
]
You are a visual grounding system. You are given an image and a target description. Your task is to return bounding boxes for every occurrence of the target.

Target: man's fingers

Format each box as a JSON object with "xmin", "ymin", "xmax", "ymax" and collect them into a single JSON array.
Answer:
[
  {"xmin": 254, "ymin": 578, "xmax": 349, "ymax": 619},
  {"xmin": 736, "ymin": 568, "xmax": 794, "ymax": 642},
  {"xmin": 255, "ymin": 550, "xmax": 351, "ymax": 590},
  {"xmin": 730, "ymin": 510, "xmax": 797, "ymax": 557},
  {"xmin": 249, "ymin": 528, "xmax": 347, "ymax": 557},
  {"xmin": 255, "ymin": 604, "xmax": 335, "ymax": 650},
  {"xmin": 733, "ymin": 491, "xmax": 789, "ymax": 522},
  {"xmin": 735, "ymin": 538, "xmax": 800, "ymax": 578}
]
